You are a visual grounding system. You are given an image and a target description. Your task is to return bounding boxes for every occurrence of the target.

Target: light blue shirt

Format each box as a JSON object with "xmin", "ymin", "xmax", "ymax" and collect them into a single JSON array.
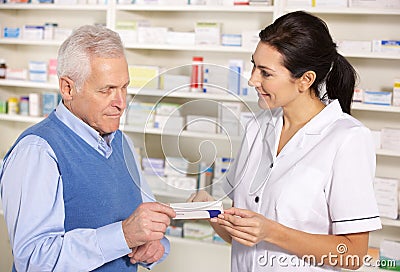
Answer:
[{"xmin": 0, "ymin": 102, "xmax": 169, "ymax": 272}]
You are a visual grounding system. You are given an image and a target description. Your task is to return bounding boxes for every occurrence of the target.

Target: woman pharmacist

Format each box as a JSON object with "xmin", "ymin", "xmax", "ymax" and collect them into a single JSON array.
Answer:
[{"xmin": 188, "ymin": 11, "xmax": 381, "ymax": 271}]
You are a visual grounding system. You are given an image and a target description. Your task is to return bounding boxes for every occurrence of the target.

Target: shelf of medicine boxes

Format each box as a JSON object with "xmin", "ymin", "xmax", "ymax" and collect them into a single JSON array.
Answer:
[
  {"xmin": 0, "ymin": 38, "xmax": 63, "ymax": 46},
  {"xmin": 0, "ymin": 3, "xmax": 108, "ymax": 11},
  {"xmin": 127, "ymin": 87, "xmax": 258, "ymax": 103},
  {"xmin": 284, "ymin": 6, "xmax": 400, "ymax": 16},
  {"xmin": 116, "ymin": 4, "xmax": 273, "ymax": 52},
  {"xmin": 123, "ymin": 43, "xmax": 255, "ymax": 54},
  {"xmin": 115, "ymin": 4, "xmax": 274, "ymax": 13}
]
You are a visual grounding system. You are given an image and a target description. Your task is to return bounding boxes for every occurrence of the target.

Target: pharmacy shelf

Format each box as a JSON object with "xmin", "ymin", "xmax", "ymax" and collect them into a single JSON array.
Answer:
[
  {"xmin": 0, "ymin": 38, "xmax": 62, "ymax": 46},
  {"xmin": 381, "ymin": 218, "xmax": 400, "ymax": 227},
  {"xmin": 340, "ymin": 51, "xmax": 400, "ymax": 60},
  {"xmin": 128, "ymin": 88, "xmax": 257, "ymax": 103},
  {"xmin": 285, "ymin": 7, "xmax": 400, "ymax": 16},
  {"xmin": 124, "ymin": 43, "xmax": 253, "ymax": 53},
  {"xmin": 152, "ymin": 188, "xmax": 195, "ymax": 202},
  {"xmin": 166, "ymin": 235, "xmax": 230, "ymax": 248},
  {"xmin": 0, "ymin": 113, "xmax": 44, "ymax": 123},
  {"xmin": 0, "ymin": 4, "xmax": 108, "ymax": 11},
  {"xmin": 122, "ymin": 125, "xmax": 240, "ymax": 141},
  {"xmin": 0, "ymin": 79, "xmax": 58, "ymax": 90},
  {"xmin": 351, "ymin": 103, "xmax": 400, "ymax": 113},
  {"xmin": 116, "ymin": 4, "xmax": 274, "ymax": 13},
  {"xmin": 376, "ymin": 149, "xmax": 400, "ymax": 158}
]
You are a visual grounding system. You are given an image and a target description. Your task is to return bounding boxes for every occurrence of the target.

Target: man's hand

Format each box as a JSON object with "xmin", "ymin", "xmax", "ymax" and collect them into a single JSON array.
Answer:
[
  {"xmin": 122, "ymin": 202, "xmax": 176, "ymax": 248},
  {"xmin": 128, "ymin": 240, "xmax": 165, "ymax": 265}
]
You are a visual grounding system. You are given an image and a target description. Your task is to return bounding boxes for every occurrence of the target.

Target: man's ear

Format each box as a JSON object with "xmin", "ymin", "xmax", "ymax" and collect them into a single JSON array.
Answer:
[
  {"xmin": 59, "ymin": 77, "xmax": 75, "ymax": 101},
  {"xmin": 297, "ymin": 71, "xmax": 316, "ymax": 93}
]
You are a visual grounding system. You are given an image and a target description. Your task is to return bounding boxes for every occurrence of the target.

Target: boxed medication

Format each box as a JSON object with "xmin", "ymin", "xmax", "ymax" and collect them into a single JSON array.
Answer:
[
  {"xmin": 202, "ymin": 65, "xmax": 228, "ymax": 94},
  {"xmin": 135, "ymin": 0, "xmax": 159, "ymax": 4},
  {"xmin": 162, "ymin": 74, "xmax": 191, "ymax": 92},
  {"xmin": 3, "ymin": 27, "xmax": 20, "ymax": 38},
  {"xmin": 53, "ymin": 28, "xmax": 73, "ymax": 41},
  {"xmin": 313, "ymin": 0, "xmax": 348, "ymax": 7},
  {"xmin": 29, "ymin": 61, "xmax": 48, "ymax": 82},
  {"xmin": 350, "ymin": 0, "xmax": 400, "ymax": 8},
  {"xmin": 222, "ymin": 34, "xmax": 242, "ymax": 47},
  {"xmin": 125, "ymin": 102, "xmax": 155, "ymax": 127},
  {"xmin": 381, "ymin": 128, "xmax": 400, "ymax": 152},
  {"xmin": 372, "ymin": 40, "xmax": 400, "ymax": 54},
  {"xmin": 164, "ymin": 156, "xmax": 189, "ymax": 177},
  {"xmin": 144, "ymin": 173, "xmax": 167, "ymax": 191},
  {"xmin": 172, "ymin": 201, "xmax": 223, "ymax": 219},
  {"xmin": 166, "ymin": 225, "xmax": 183, "ymax": 237},
  {"xmin": 218, "ymin": 101, "xmax": 242, "ymax": 136},
  {"xmin": 374, "ymin": 177, "xmax": 399, "ymax": 219},
  {"xmin": 115, "ymin": 21, "xmax": 138, "ymax": 43},
  {"xmin": 166, "ymin": 176, "xmax": 197, "ymax": 191},
  {"xmin": 138, "ymin": 26, "xmax": 168, "ymax": 44},
  {"xmin": 128, "ymin": 65, "xmax": 160, "ymax": 89},
  {"xmin": 363, "ymin": 91, "xmax": 392, "ymax": 106},
  {"xmin": 42, "ymin": 92, "xmax": 59, "ymax": 116},
  {"xmin": 142, "ymin": 157, "xmax": 164, "ymax": 176},
  {"xmin": 352, "ymin": 88, "xmax": 364, "ymax": 103},
  {"xmin": 195, "ymin": 22, "xmax": 221, "ymax": 46},
  {"xmin": 5, "ymin": 68, "xmax": 27, "ymax": 80},
  {"xmin": 155, "ymin": 102, "xmax": 181, "ymax": 116},
  {"xmin": 228, "ymin": 59, "xmax": 244, "ymax": 95},
  {"xmin": 337, "ymin": 40, "xmax": 372, "ymax": 54},
  {"xmin": 23, "ymin": 25, "xmax": 44, "ymax": 40},
  {"xmin": 393, "ymin": 79, "xmax": 400, "ymax": 106},
  {"xmin": 186, "ymin": 115, "xmax": 217, "ymax": 133},
  {"xmin": 154, "ymin": 115, "xmax": 184, "ymax": 131},
  {"xmin": 43, "ymin": 23, "xmax": 58, "ymax": 40},
  {"xmin": 286, "ymin": 0, "xmax": 311, "ymax": 7},
  {"xmin": 214, "ymin": 157, "xmax": 234, "ymax": 179},
  {"xmin": 166, "ymin": 31, "xmax": 195, "ymax": 46}
]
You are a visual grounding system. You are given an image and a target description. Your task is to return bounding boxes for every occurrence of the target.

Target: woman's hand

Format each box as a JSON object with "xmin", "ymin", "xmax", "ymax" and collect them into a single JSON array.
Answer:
[
  {"xmin": 211, "ymin": 207, "xmax": 275, "ymax": 247},
  {"xmin": 187, "ymin": 190, "xmax": 215, "ymax": 202}
]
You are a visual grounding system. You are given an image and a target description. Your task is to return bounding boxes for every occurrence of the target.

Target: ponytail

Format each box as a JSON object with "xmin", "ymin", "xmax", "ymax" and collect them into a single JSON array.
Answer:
[{"xmin": 325, "ymin": 54, "xmax": 358, "ymax": 114}]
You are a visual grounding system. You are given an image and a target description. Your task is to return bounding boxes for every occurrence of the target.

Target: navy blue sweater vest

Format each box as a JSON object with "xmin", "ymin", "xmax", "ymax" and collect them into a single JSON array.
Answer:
[{"xmin": 6, "ymin": 111, "xmax": 142, "ymax": 271}]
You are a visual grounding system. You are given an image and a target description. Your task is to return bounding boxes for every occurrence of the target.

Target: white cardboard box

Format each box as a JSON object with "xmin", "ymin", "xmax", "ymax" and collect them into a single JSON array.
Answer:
[{"xmin": 172, "ymin": 201, "xmax": 223, "ymax": 219}]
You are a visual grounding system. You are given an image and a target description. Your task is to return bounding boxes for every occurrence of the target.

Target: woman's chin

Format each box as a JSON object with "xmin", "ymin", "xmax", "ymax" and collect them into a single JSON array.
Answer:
[{"xmin": 258, "ymin": 98, "xmax": 272, "ymax": 110}]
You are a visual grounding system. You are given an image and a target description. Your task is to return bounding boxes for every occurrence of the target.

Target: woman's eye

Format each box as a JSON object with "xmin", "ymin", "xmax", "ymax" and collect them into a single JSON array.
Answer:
[{"xmin": 261, "ymin": 70, "xmax": 271, "ymax": 77}]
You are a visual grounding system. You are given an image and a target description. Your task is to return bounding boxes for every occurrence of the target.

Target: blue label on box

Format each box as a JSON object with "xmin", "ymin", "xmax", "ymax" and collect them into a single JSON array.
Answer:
[{"xmin": 382, "ymin": 40, "xmax": 400, "ymax": 47}]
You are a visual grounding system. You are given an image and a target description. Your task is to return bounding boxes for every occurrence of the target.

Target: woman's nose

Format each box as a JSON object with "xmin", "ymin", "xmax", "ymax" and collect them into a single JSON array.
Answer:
[{"xmin": 248, "ymin": 73, "xmax": 261, "ymax": 88}]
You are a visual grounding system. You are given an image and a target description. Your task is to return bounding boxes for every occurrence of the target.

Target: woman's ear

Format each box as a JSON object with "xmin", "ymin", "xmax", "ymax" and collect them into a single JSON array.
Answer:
[
  {"xmin": 59, "ymin": 77, "xmax": 75, "ymax": 101},
  {"xmin": 297, "ymin": 71, "xmax": 316, "ymax": 93}
]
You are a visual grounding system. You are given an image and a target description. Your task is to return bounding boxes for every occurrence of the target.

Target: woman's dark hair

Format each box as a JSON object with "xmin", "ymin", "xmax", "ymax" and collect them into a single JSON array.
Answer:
[{"xmin": 259, "ymin": 11, "xmax": 357, "ymax": 114}]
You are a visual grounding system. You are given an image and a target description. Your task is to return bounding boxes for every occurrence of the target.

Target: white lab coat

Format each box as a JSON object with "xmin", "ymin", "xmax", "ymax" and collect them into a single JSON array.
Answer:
[{"xmin": 222, "ymin": 100, "xmax": 382, "ymax": 272}]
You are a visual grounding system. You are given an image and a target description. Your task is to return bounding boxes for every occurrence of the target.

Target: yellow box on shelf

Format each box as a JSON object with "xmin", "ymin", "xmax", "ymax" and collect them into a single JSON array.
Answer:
[{"xmin": 128, "ymin": 65, "xmax": 160, "ymax": 89}]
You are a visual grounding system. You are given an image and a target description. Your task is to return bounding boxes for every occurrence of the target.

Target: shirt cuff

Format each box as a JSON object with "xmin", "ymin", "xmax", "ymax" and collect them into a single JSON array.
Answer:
[
  {"xmin": 332, "ymin": 216, "xmax": 382, "ymax": 235},
  {"xmin": 96, "ymin": 221, "xmax": 131, "ymax": 263},
  {"xmin": 139, "ymin": 236, "xmax": 170, "ymax": 270}
]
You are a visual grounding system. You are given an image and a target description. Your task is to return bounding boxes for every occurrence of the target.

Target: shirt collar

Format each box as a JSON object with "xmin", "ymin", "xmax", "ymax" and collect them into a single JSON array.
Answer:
[
  {"xmin": 302, "ymin": 99, "xmax": 344, "ymax": 135},
  {"xmin": 267, "ymin": 99, "xmax": 344, "ymax": 135},
  {"xmin": 54, "ymin": 102, "xmax": 116, "ymax": 157}
]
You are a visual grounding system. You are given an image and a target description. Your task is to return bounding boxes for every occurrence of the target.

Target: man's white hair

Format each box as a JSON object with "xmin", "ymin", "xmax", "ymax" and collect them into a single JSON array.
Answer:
[{"xmin": 57, "ymin": 24, "xmax": 126, "ymax": 90}]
